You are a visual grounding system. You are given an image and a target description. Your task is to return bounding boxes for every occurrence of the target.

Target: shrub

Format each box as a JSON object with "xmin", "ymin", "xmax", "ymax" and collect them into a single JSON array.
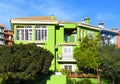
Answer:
[{"xmin": 76, "ymin": 79, "xmax": 94, "ymax": 84}]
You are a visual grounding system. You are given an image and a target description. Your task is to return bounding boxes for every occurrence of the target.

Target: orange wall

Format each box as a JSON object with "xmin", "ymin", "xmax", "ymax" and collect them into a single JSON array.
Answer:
[{"xmin": 117, "ymin": 32, "xmax": 120, "ymax": 48}]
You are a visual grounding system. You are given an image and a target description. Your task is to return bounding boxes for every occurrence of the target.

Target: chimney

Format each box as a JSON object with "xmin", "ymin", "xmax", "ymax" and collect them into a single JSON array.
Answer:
[
  {"xmin": 81, "ymin": 19, "xmax": 85, "ymax": 23},
  {"xmin": 84, "ymin": 17, "xmax": 90, "ymax": 24},
  {"xmin": 98, "ymin": 22, "xmax": 104, "ymax": 29},
  {"xmin": 81, "ymin": 17, "xmax": 90, "ymax": 24},
  {"xmin": 51, "ymin": 15, "xmax": 55, "ymax": 20},
  {"xmin": 112, "ymin": 28, "xmax": 118, "ymax": 32}
]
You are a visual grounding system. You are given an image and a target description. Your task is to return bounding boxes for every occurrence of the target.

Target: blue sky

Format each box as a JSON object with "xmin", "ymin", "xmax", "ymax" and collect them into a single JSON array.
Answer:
[{"xmin": 0, "ymin": 0, "xmax": 120, "ymax": 30}]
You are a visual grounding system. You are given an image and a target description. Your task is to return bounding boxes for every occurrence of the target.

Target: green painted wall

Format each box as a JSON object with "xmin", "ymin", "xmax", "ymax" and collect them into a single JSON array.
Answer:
[
  {"xmin": 64, "ymin": 23, "xmax": 77, "ymax": 28},
  {"xmin": 47, "ymin": 75, "xmax": 66, "ymax": 84},
  {"xmin": 13, "ymin": 24, "xmax": 56, "ymax": 71},
  {"xmin": 13, "ymin": 23, "xmax": 99, "ymax": 72},
  {"xmin": 47, "ymin": 25, "xmax": 55, "ymax": 70}
]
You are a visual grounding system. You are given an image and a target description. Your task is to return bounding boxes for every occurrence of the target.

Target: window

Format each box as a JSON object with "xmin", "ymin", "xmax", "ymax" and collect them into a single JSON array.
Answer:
[
  {"xmin": 64, "ymin": 34, "xmax": 68, "ymax": 42},
  {"xmin": 35, "ymin": 25, "xmax": 47, "ymax": 41},
  {"xmin": 16, "ymin": 25, "xmax": 32, "ymax": 40},
  {"xmin": 61, "ymin": 64, "xmax": 76, "ymax": 72},
  {"xmin": 62, "ymin": 46, "xmax": 73, "ymax": 60},
  {"xmin": 0, "ymin": 28, "xmax": 4, "ymax": 32},
  {"xmin": 64, "ymin": 65, "xmax": 72, "ymax": 71},
  {"xmin": 88, "ymin": 31, "xmax": 94, "ymax": 39}
]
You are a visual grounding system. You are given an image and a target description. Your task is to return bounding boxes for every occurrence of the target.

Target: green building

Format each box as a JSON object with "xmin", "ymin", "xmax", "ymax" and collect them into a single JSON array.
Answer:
[{"xmin": 10, "ymin": 16, "xmax": 101, "ymax": 73}]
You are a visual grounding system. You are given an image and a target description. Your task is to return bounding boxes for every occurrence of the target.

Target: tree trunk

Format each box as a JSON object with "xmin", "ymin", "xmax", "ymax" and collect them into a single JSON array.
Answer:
[
  {"xmin": 112, "ymin": 76, "xmax": 115, "ymax": 84},
  {"xmin": 96, "ymin": 68, "xmax": 100, "ymax": 84}
]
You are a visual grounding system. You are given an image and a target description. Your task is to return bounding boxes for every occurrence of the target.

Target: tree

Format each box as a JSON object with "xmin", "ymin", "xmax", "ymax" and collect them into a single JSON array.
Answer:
[
  {"xmin": 98, "ymin": 45, "xmax": 120, "ymax": 84},
  {"xmin": 74, "ymin": 36, "xmax": 100, "ymax": 84},
  {"xmin": 0, "ymin": 43, "xmax": 54, "ymax": 84}
]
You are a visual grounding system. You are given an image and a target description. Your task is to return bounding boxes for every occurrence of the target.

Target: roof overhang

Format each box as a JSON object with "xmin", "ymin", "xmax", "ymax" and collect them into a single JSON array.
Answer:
[
  {"xmin": 100, "ymin": 29, "xmax": 118, "ymax": 36},
  {"xmin": 10, "ymin": 20, "xmax": 58, "ymax": 24},
  {"xmin": 78, "ymin": 23, "xmax": 101, "ymax": 31}
]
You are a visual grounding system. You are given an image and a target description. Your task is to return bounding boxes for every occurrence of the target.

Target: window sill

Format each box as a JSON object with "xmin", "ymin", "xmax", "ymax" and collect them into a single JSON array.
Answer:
[{"xmin": 59, "ymin": 42, "xmax": 76, "ymax": 46}]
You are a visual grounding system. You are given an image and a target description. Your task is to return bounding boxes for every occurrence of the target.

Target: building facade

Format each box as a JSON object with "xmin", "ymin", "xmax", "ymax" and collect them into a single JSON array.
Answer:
[
  {"xmin": 4, "ymin": 29, "xmax": 13, "ymax": 46},
  {"xmin": 10, "ymin": 16, "xmax": 118, "ymax": 72},
  {"xmin": 117, "ymin": 31, "xmax": 120, "ymax": 48},
  {"xmin": 0, "ymin": 24, "xmax": 5, "ymax": 45}
]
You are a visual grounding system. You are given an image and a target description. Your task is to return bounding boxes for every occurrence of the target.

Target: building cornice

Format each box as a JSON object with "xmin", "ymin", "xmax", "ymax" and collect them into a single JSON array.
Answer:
[
  {"xmin": 78, "ymin": 23, "xmax": 101, "ymax": 30},
  {"xmin": 10, "ymin": 20, "xmax": 58, "ymax": 24}
]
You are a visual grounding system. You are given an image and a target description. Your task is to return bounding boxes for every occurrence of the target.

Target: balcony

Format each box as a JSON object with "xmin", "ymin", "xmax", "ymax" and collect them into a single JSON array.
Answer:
[
  {"xmin": 57, "ymin": 54, "xmax": 76, "ymax": 63},
  {"xmin": 4, "ymin": 32, "xmax": 13, "ymax": 36},
  {"xmin": 63, "ymin": 29, "xmax": 77, "ymax": 45},
  {"xmin": 0, "ymin": 42, "xmax": 5, "ymax": 45}
]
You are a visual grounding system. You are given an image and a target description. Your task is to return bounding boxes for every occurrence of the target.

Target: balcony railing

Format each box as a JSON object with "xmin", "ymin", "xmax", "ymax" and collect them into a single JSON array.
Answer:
[{"xmin": 57, "ymin": 54, "xmax": 76, "ymax": 62}]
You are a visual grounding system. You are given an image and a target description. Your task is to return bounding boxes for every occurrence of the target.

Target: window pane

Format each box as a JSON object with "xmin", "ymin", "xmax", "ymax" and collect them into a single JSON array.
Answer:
[
  {"xmin": 16, "ymin": 29, "xmax": 20, "ymax": 40},
  {"xmin": 21, "ymin": 29, "xmax": 24, "ymax": 40},
  {"xmin": 25, "ymin": 29, "xmax": 28, "ymax": 40},
  {"xmin": 35, "ymin": 26, "xmax": 47, "ymax": 41}
]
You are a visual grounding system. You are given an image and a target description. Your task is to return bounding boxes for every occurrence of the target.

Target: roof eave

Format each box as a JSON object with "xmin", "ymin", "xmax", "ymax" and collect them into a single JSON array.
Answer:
[
  {"xmin": 10, "ymin": 20, "xmax": 58, "ymax": 25},
  {"xmin": 78, "ymin": 23, "xmax": 101, "ymax": 30}
]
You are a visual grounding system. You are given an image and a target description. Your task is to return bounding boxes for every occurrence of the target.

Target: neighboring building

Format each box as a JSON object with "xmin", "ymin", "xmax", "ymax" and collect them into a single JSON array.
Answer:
[
  {"xmin": 10, "ymin": 16, "xmax": 118, "ymax": 72},
  {"xmin": 4, "ymin": 29, "xmax": 13, "ymax": 46},
  {"xmin": 0, "ymin": 24, "xmax": 5, "ymax": 45},
  {"xmin": 99, "ymin": 23, "xmax": 118, "ymax": 45},
  {"xmin": 117, "ymin": 31, "xmax": 120, "ymax": 48}
]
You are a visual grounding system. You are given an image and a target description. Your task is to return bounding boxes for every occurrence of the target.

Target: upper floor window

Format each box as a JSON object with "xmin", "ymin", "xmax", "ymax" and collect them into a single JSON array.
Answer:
[
  {"xmin": 62, "ymin": 46, "xmax": 73, "ymax": 60},
  {"xmin": 16, "ymin": 25, "xmax": 32, "ymax": 40},
  {"xmin": 0, "ymin": 27, "xmax": 4, "ymax": 33},
  {"xmin": 35, "ymin": 25, "xmax": 47, "ymax": 41},
  {"xmin": 88, "ymin": 31, "xmax": 94, "ymax": 39}
]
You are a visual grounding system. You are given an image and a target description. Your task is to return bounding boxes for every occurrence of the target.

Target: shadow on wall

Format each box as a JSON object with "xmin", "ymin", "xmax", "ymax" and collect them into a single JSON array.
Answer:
[{"xmin": 27, "ymin": 71, "xmax": 53, "ymax": 84}]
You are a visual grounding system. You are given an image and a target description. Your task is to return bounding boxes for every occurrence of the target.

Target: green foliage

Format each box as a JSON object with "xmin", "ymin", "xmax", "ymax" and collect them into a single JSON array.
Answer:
[
  {"xmin": 67, "ymin": 78, "xmax": 94, "ymax": 84},
  {"xmin": 60, "ymin": 69, "xmax": 72, "ymax": 75},
  {"xmin": 0, "ymin": 43, "xmax": 54, "ymax": 83},
  {"xmin": 67, "ymin": 78, "xmax": 75, "ymax": 84},
  {"xmin": 76, "ymin": 78, "xmax": 94, "ymax": 84},
  {"xmin": 98, "ymin": 45, "xmax": 120, "ymax": 79},
  {"xmin": 74, "ymin": 36, "xmax": 99, "ymax": 70}
]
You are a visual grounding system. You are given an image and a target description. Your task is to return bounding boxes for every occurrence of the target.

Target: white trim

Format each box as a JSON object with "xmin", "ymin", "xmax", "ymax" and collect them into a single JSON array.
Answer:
[
  {"xmin": 62, "ymin": 46, "xmax": 73, "ymax": 60},
  {"xmin": 61, "ymin": 64, "xmax": 76, "ymax": 72},
  {"xmin": 11, "ymin": 20, "xmax": 58, "ymax": 24},
  {"xmin": 35, "ymin": 26, "xmax": 47, "ymax": 41},
  {"xmin": 84, "ymin": 31, "xmax": 86, "ymax": 37},
  {"xmin": 78, "ymin": 23, "xmax": 101, "ymax": 30},
  {"xmin": 88, "ymin": 31, "xmax": 94, "ymax": 39},
  {"xmin": 16, "ymin": 27, "xmax": 32, "ymax": 40}
]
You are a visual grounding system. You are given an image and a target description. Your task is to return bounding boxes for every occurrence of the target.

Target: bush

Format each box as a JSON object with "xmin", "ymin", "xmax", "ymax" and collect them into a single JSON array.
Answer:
[
  {"xmin": 77, "ymin": 79, "xmax": 94, "ymax": 84},
  {"xmin": 67, "ymin": 78, "xmax": 94, "ymax": 84},
  {"xmin": 0, "ymin": 43, "xmax": 54, "ymax": 84},
  {"xmin": 60, "ymin": 69, "xmax": 72, "ymax": 75}
]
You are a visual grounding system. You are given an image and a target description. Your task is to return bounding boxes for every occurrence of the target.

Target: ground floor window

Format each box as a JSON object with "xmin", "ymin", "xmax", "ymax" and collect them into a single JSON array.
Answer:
[{"xmin": 61, "ymin": 64, "xmax": 76, "ymax": 72}]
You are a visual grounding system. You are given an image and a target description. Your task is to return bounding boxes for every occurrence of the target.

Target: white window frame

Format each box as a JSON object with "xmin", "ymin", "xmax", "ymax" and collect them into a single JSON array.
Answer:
[
  {"xmin": 61, "ymin": 64, "xmax": 76, "ymax": 72},
  {"xmin": 62, "ymin": 46, "xmax": 73, "ymax": 60},
  {"xmin": 88, "ymin": 31, "xmax": 94, "ymax": 39},
  {"xmin": 16, "ymin": 26, "xmax": 32, "ymax": 40},
  {"xmin": 35, "ymin": 25, "xmax": 47, "ymax": 41},
  {"xmin": 83, "ymin": 31, "xmax": 86, "ymax": 37}
]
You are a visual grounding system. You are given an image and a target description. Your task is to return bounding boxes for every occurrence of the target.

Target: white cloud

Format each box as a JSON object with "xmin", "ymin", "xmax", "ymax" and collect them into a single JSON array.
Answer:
[
  {"xmin": 0, "ymin": 0, "xmax": 84, "ymax": 29},
  {"xmin": 28, "ymin": 0, "xmax": 83, "ymax": 21}
]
